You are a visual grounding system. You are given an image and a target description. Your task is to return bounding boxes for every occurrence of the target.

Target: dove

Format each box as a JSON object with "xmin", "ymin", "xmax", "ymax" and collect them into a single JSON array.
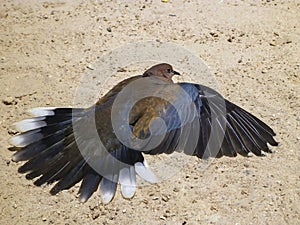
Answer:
[{"xmin": 9, "ymin": 63, "xmax": 278, "ymax": 204}]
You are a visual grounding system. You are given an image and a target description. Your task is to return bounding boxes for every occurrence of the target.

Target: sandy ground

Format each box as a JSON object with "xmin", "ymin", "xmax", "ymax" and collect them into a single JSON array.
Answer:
[{"xmin": 0, "ymin": 0, "xmax": 299, "ymax": 224}]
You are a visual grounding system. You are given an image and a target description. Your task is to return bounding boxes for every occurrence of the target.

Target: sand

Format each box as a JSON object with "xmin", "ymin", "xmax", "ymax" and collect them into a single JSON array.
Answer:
[{"xmin": 0, "ymin": 0, "xmax": 299, "ymax": 224}]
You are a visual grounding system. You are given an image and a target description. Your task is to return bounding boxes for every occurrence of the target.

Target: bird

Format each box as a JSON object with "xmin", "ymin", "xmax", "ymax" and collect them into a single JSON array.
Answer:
[{"xmin": 9, "ymin": 63, "xmax": 278, "ymax": 204}]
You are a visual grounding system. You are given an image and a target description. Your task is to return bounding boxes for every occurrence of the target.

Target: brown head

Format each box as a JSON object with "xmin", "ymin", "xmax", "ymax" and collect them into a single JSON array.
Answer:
[{"xmin": 142, "ymin": 63, "xmax": 180, "ymax": 82}]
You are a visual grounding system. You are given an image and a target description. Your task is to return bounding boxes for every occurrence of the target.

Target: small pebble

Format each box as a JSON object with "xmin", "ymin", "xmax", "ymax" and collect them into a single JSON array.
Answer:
[
  {"xmin": 160, "ymin": 216, "xmax": 166, "ymax": 220},
  {"xmin": 209, "ymin": 31, "xmax": 218, "ymax": 37},
  {"xmin": 244, "ymin": 163, "xmax": 250, "ymax": 168},
  {"xmin": 241, "ymin": 189, "xmax": 248, "ymax": 195},
  {"xmin": 87, "ymin": 65, "xmax": 94, "ymax": 70},
  {"xmin": 2, "ymin": 96, "xmax": 16, "ymax": 105},
  {"xmin": 261, "ymin": 69, "xmax": 267, "ymax": 74},
  {"xmin": 173, "ymin": 187, "xmax": 180, "ymax": 192},
  {"xmin": 8, "ymin": 129, "xmax": 17, "ymax": 135},
  {"xmin": 92, "ymin": 213, "xmax": 99, "ymax": 220},
  {"xmin": 210, "ymin": 205, "xmax": 217, "ymax": 211},
  {"xmin": 162, "ymin": 195, "xmax": 169, "ymax": 202},
  {"xmin": 117, "ymin": 67, "xmax": 127, "ymax": 72}
]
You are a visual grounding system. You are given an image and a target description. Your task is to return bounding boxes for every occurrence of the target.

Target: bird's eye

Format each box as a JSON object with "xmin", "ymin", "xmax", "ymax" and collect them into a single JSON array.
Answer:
[{"xmin": 166, "ymin": 69, "xmax": 171, "ymax": 73}]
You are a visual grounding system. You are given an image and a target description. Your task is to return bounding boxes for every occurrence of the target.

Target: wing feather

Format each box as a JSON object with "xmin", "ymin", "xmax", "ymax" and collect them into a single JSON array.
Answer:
[{"xmin": 141, "ymin": 82, "xmax": 278, "ymax": 158}]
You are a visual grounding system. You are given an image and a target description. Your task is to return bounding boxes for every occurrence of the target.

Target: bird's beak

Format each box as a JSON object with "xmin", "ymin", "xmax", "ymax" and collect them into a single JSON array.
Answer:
[{"xmin": 173, "ymin": 70, "xmax": 181, "ymax": 76}]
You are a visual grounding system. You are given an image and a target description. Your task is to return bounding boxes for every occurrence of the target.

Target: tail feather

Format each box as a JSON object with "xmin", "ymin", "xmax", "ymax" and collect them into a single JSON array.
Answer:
[
  {"xmin": 13, "ymin": 118, "xmax": 47, "ymax": 132},
  {"xmin": 119, "ymin": 165, "xmax": 136, "ymax": 199},
  {"xmin": 29, "ymin": 107, "xmax": 85, "ymax": 117},
  {"xmin": 9, "ymin": 107, "xmax": 156, "ymax": 203},
  {"xmin": 32, "ymin": 141, "xmax": 83, "ymax": 185},
  {"xmin": 10, "ymin": 129, "xmax": 44, "ymax": 147},
  {"xmin": 49, "ymin": 159, "xmax": 87, "ymax": 195},
  {"xmin": 78, "ymin": 171, "xmax": 102, "ymax": 203},
  {"xmin": 18, "ymin": 140, "xmax": 65, "ymax": 173},
  {"xmin": 99, "ymin": 176, "xmax": 118, "ymax": 204},
  {"xmin": 13, "ymin": 130, "xmax": 67, "ymax": 162}
]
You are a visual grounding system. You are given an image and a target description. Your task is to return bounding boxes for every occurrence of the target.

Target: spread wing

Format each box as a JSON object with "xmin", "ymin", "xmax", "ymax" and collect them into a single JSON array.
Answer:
[{"xmin": 139, "ymin": 82, "xmax": 278, "ymax": 158}]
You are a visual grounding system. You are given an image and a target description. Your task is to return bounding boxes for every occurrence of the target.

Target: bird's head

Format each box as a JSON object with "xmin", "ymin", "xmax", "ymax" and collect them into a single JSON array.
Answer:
[{"xmin": 142, "ymin": 63, "xmax": 180, "ymax": 82}]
